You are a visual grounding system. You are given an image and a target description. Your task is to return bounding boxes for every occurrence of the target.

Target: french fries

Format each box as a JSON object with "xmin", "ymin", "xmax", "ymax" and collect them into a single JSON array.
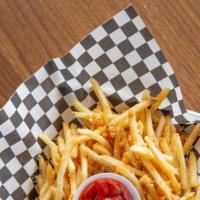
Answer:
[
  {"xmin": 36, "ymin": 79, "xmax": 200, "ymax": 200},
  {"xmin": 188, "ymin": 152, "xmax": 198, "ymax": 187},
  {"xmin": 183, "ymin": 124, "xmax": 200, "ymax": 155}
]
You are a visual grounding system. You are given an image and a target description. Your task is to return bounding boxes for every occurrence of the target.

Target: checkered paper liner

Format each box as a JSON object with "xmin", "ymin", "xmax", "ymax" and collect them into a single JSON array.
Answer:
[{"xmin": 0, "ymin": 6, "xmax": 200, "ymax": 200}]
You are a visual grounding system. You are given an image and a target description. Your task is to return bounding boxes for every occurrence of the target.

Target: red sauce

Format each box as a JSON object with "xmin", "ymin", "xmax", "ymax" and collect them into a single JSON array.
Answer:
[{"xmin": 79, "ymin": 178, "xmax": 134, "ymax": 200}]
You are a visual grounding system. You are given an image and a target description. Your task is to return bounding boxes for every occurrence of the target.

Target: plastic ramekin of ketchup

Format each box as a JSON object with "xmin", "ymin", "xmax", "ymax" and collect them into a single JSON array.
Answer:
[{"xmin": 73, "ymin": 173, "xmax": 141, "ymax": 200}]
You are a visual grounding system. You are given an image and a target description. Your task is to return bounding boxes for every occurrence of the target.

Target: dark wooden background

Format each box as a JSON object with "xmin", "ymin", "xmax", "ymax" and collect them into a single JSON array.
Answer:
[{"xmin": 0, "ymin": 0, "xmax": 200, "ymax": 112}]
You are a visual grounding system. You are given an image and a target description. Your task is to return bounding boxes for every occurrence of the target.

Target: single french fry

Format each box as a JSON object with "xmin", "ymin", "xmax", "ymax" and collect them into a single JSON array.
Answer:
[
  {"xmin": 188, "ymin": 151, "xmax": 198, "ymax": 187},
  {"xmin": 113, "ymin": 129, "xmax": 121, "ymax": 159},
  {"xmin": 156, "ymin": 116, "xmax": 166, "ymax": 137},
  {"xmin": 72, "ymin": 99, "xmax": 92, "ymax": 113},
  {"xmin": 38, "ymin": 133, "xmax": 58, "ymax": 152},
  {"xmin": 80, "ymin": 148, "xmax": 88, "ymax": 181},
  {"xmin": 184, "ymin": 124, "xmax": 200, "ymax": 155},
  {"xmin": 145, "ymin": 109, "xmax": 158, "ymax": 146},
  {"xmin": 93, "ymin": 143, "xmax": 112, "ymax": 156},
  {"xmin": 142, "ymin": 160, "xmax": 172, "ymax": 200},
  {"xmin": 150, "ymin": 88, "xmax": 170, "ymax": 114},
  {"xmin": 120, "ymin": 129, "xmax": 129, "ymax": 152},
  {"xmin": 90, "ymin": 78, "xmax": 111, "ymax": 117},
  {"xmin": 164, "ymin": 117, "xmax": 172, "ymax": 145},
  {"xmin": 129, "ymin": 113, "xmax": 143, "ymax": 145},
  {"xmin": 116, "ymin": 165, "xmax": 145, "ymax": 200},
  {"xmin": 63, "ymin": 122, "xmax": 71, "ymax": 143},
  {"xmin": 73, "ymin": 111, "xmax": 101, "ymax": 120},
  {"xmin": 170, "ymin": 133, "xmax": 180, "ymax": 168},
  {"xmin": 57, "ymin": 136, "xmax": 65, "ymax": 154},
  {"xmin": 142, "ymin": 89, "xmax": 151, "ymax": 101},
  {"xmin": 173, "ymin": 133, "xmax": 189, "ymax": 190}
]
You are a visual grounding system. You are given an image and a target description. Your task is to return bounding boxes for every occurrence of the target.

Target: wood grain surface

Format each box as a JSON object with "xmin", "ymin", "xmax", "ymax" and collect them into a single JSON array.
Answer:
[{"xmin": 0, "ymin": 0, "xmax": 200, "ymax": 112}]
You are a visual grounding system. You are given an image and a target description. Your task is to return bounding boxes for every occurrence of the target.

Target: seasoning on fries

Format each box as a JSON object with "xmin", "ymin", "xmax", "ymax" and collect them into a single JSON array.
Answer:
[{"xmin": 35, "ymin": 78, "xmax": 200, "ymax": 200}]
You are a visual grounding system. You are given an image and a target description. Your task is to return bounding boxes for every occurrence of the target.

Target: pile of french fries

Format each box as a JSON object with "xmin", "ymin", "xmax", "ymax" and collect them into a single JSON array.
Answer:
[{"xmin": 36, "ymin": 79, "xmax": 200, "ymax": 200}]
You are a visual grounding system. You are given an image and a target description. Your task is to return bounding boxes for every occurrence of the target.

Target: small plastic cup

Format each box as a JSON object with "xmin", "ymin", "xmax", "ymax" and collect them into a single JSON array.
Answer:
[{"xmin": 73, "ymin": 173, "xmax": 141, "ymax": 200}]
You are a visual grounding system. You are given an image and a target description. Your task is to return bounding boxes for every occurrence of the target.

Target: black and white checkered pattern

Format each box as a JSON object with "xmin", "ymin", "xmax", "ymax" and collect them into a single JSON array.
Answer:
[{"xmin": 0, "ymin": 6, "xmax": 200, "ymax": 199}]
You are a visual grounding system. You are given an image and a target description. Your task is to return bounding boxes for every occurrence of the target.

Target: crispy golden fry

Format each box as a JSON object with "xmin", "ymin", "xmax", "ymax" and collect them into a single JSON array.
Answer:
[
  {"xmin": 116, "ymin": 165, "xmax": 145, "ymax": 200},
  {"xmin": 184, "ymin": 124, "xmax": 200, "ymax": 155},
  {"xmin": 150, "ymin": 88, "xmax": 170, "ymax": 114},
  {"xmin": 113, "ymin": 129, "xmax": 121, "ymax": 159},
  {"xmin": 188, "ymin": 151, "xmax": 198, "ymax": 187},
  {"xmin": 72, "ymin": 99, "xmax": 92, "ymax": 113},
  {"xmin": 164, "ymin": 117, "xmax": 172, "ymax": 145},
  {"xmin": 156, "ymin": 116, "xmax": 166, "ymax": 137},
  {"xmin": 90, "ymin": 78, "xmax": 111, "ymax": 117},
  {"xmin": 80, "ymin": 146, "xmax": 88, "ymax": 181},
  {"xmin": 129, "ymin": 113, "xmax": 143, "ymax": 145},
  {"xmin": 39, "ymin": 134, "xmax": 58, "ymax": 151},
  {"xmin": 63, "ymin": 122, "xmax": 71, "ymax": 143},
  {"xmin": 142, "ymin": 89, "xmax": 151, "ymax": 101},
  {"xmin": 73, "ymin": 111, "xmax": 101, "ymax": 120},
  {"xmin": 57, "ymin": 136, "xmax": 65, "ymax": 154},
  {"xmin": 173, "ymin": 133, "xmax": 189, "ymax": 190},
  {"xmin": 170, "ymin": 133, "xmax": 180, "ymax": 168},
  {"xmin": 145, "ymin": 109, "xmax": 159, "ymax": 146}
]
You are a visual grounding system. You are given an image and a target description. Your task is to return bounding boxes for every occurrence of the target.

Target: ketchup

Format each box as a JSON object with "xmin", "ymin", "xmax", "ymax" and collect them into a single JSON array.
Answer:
[{"xmin": 79, "ymin": 178, "xmax": 134, "ymax": 200}]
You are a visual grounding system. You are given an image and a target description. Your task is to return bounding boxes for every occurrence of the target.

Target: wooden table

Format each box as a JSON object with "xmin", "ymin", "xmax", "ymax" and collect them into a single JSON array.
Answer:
[{"xmin": 0, "ymin": 0, "xmax": 200, "ymax": 112}]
